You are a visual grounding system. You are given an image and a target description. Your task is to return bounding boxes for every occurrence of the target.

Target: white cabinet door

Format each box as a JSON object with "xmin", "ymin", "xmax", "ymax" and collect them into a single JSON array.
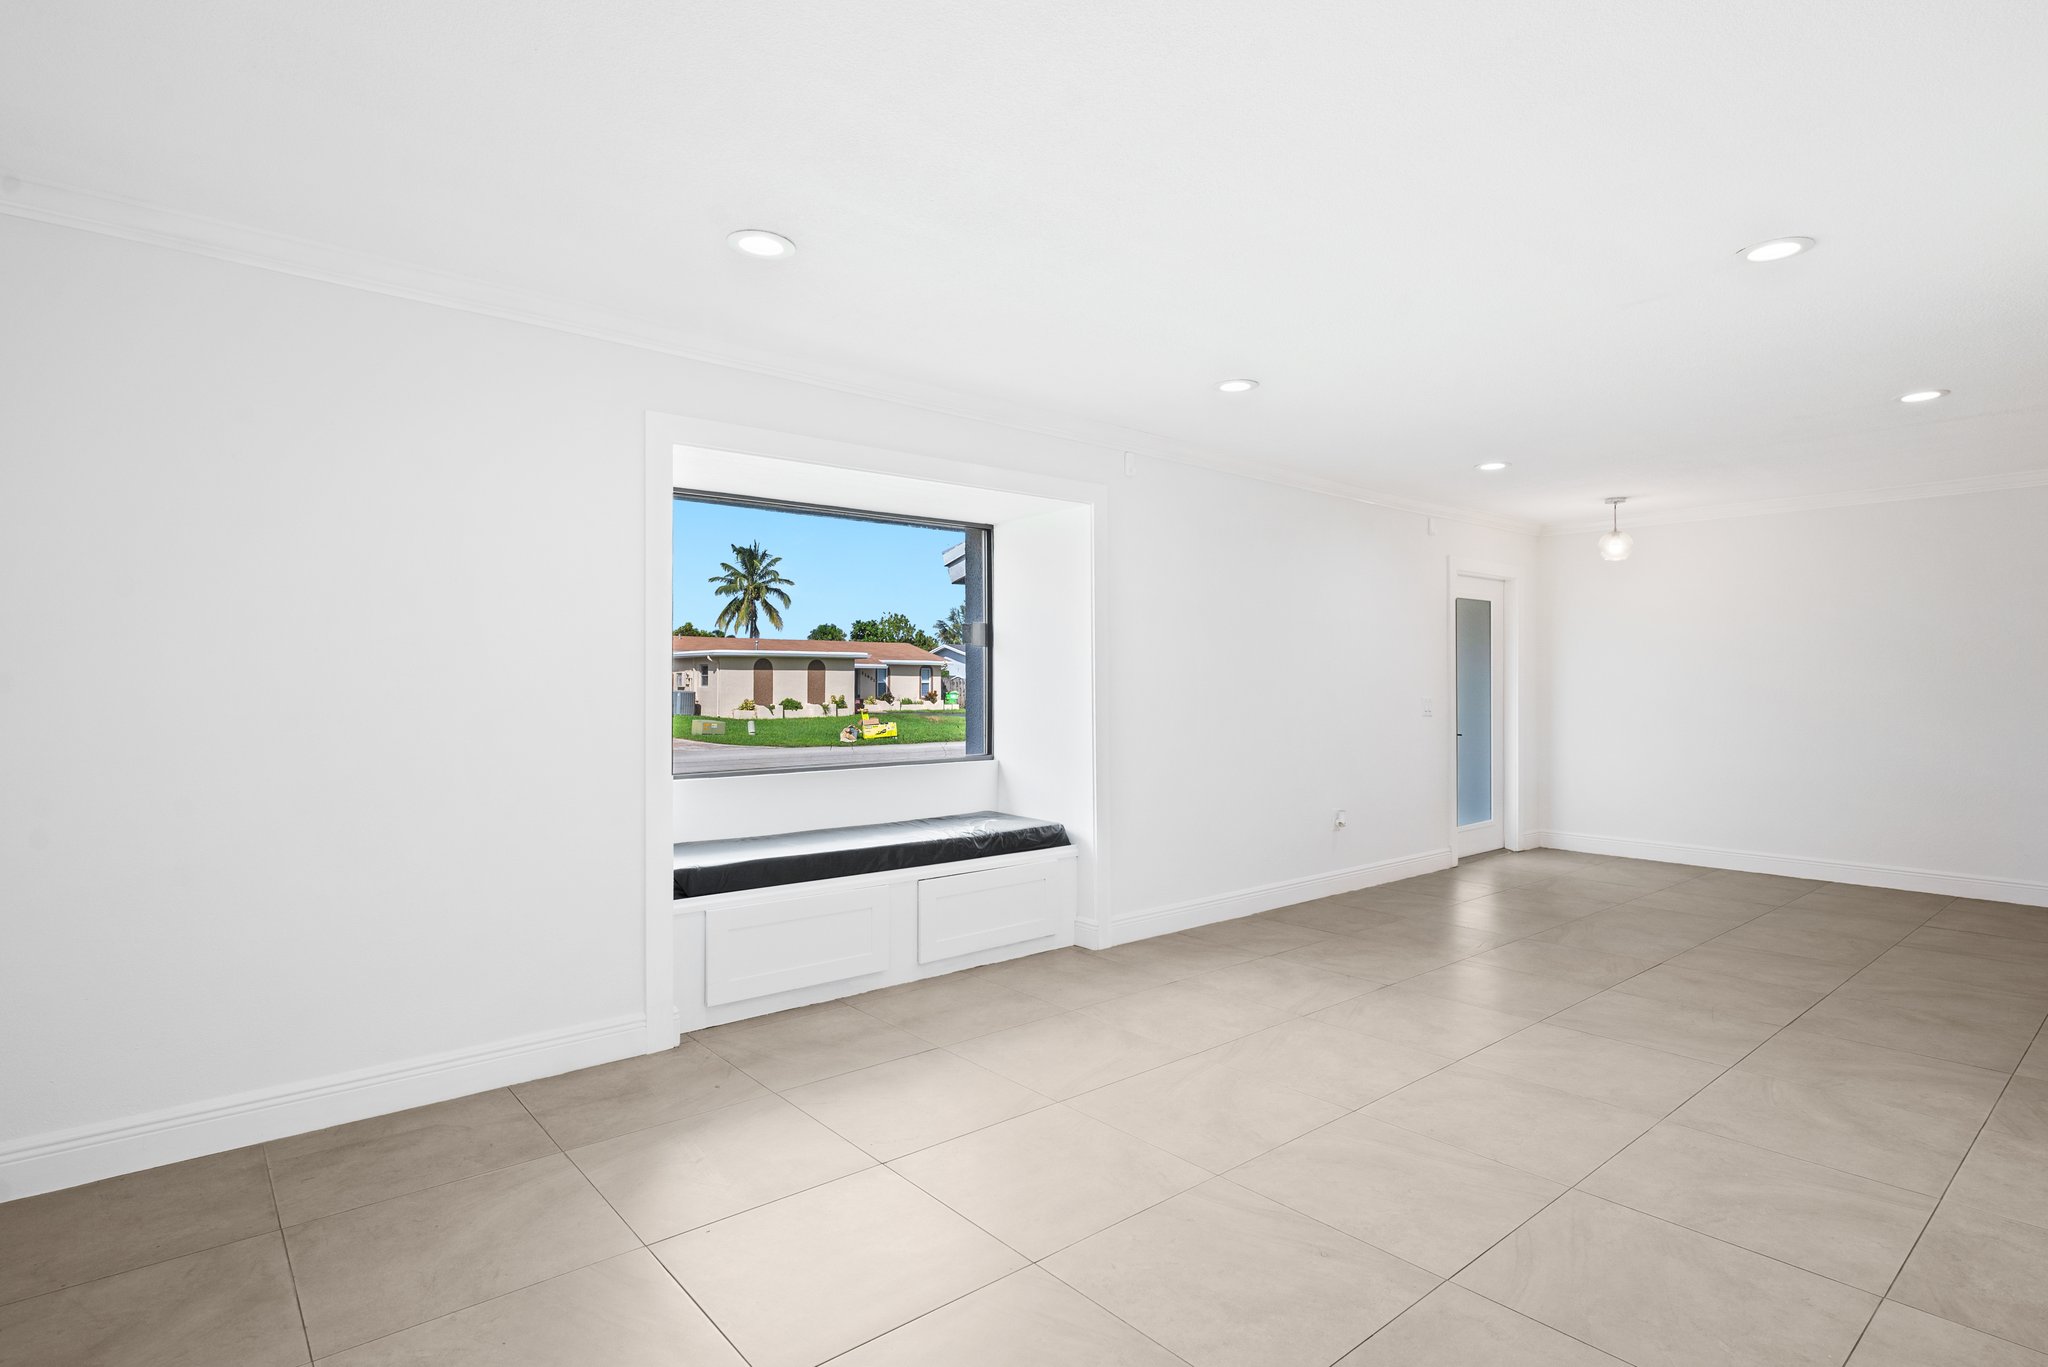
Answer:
[
  {"xmin": 704, "ymin": 884, "xmax": 896, "ymax": 1006},
  {"xmin": 917, "ymin": 857, "xmax": 1072, "ymax": 964}
]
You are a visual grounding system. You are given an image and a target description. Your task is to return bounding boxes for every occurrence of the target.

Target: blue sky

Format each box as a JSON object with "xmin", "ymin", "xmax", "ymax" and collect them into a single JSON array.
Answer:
[{"xmin": 672, "ymin": 497, "xmax": 964, "ymax": 638}]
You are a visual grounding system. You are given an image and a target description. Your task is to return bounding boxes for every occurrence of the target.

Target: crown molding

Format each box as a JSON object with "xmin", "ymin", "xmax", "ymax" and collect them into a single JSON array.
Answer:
[
  {"xmin": 1538, "ymin": 467, "xmax": 2048, "ymax": 536},
  {"xmin": 0, "ymin": 174, "xmax": 1539, "ymax": 536}
]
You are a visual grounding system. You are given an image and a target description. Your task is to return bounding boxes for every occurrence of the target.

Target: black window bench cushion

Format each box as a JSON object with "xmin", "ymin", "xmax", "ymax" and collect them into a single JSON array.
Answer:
[{"xmin": 673, "ymin": 810, "xmax": 1071, "ymax": 899}]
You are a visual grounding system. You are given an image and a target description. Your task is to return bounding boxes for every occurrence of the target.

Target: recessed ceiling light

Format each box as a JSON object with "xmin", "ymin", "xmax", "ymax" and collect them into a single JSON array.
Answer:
[
  {"xmin": 1476, "ymin": 462, "xmax": 1509, "ymax": 472},
  {"xmin": 1217, "ymin": 378, "xmax": 1259, "ymax": 393},
  {"xmin": 1898, "ymin": 389, "xmax": 1950, "ymax": 403},
  {"xmin": 1739, "ymin": 236, "xmax": 1815, "ymax": 263},
  {"xmin": 727, "ymin": 229, "xmax": 796, "ymax": 259}
]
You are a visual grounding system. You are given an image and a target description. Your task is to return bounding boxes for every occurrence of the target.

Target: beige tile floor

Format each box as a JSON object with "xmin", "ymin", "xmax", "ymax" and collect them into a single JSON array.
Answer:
[{"xmin": 5, "ymin": 850, "xmax": 2048, "ymax": 1366}]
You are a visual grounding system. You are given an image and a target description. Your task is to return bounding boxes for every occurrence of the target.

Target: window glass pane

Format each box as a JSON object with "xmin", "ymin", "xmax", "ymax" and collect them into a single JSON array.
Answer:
[
  {"xmin": 1455, "ymin": 596, "xmax": 1492, "ymax": 825},
  {"xmin": 671, "ymin": 493, "xmax": 988, "ymax": 776}
]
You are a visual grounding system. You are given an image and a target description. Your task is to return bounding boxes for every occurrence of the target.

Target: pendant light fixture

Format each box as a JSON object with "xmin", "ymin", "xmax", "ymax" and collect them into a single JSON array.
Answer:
[{"xmin": 1596, "ymin": 497, "xmax": 1634, "ymax": 561}]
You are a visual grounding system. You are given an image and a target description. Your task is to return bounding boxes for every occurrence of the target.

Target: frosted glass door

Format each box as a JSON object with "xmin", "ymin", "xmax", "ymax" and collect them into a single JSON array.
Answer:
[
  {"xmin": 1455, "ymin": 596, "xmax": 1493, "ymax": 826},
  {"xmin": 1453, "ymin": 574, "xmax": 1506, "ymax": 857}
]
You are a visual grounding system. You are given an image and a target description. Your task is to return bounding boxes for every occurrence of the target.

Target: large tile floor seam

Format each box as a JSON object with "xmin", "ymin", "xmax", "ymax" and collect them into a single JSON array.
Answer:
[
  {"xmin": 260, "ymin": 1144, "xmax": 319, "ymax": 1366},
  {"xmin": 12, "ymin": 861, "xmax": 2044, "ymax": 1367},
  {"xmin": 1857, "ymin": 1011, "xmax": 2048, "ymax": 1358}
]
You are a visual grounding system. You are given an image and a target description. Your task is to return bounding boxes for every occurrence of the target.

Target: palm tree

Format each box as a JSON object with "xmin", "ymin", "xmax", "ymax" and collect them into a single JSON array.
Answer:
[
  {"xmin": 934, "ymin": 604, "xmax": 967, "ymax": 647},
  {"xmin": 707, "ymin": 542, "xmax": 795, "ymax": 639}
]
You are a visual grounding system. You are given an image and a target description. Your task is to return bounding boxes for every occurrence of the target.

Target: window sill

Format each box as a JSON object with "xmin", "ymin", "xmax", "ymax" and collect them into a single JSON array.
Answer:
[{"xmin": 671, "ymin": 752, "xmax": 995, "ymax": 782}]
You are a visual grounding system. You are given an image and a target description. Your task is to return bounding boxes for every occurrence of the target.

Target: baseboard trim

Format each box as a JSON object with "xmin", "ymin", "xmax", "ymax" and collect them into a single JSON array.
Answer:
[
  {"xmin": 1534, "ymin": 831, "xmax": 2048, "ymax": 908},
  {"xmin": 1104, "ymin": 849, "xmax": 1456, "ymax": 946},
  {"xmin": 0, "ymin": 1014, "xmax": 646, "ymax": 1202}
]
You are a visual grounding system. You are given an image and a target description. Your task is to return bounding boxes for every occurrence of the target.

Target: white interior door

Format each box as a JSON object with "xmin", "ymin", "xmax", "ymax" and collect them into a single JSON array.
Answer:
[{"xmin": 1453, "ymin": 574, "xmax": 1506, "ymax": 857}]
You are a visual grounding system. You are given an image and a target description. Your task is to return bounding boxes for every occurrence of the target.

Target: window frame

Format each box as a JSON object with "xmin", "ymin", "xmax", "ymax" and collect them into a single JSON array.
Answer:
[{"xmin": 671, "ymin": 488, "xmax": 992, "ymax": 780}]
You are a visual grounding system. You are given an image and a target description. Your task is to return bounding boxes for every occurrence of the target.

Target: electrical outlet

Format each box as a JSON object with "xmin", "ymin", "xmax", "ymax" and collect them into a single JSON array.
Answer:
[
  {"xmin": 1421, "ymin": 697, "xmax": 1434, "ymax": 718},
  {"xmin": 1333, "ymin": 809, "xmax": 1348, "ymax": 830}
]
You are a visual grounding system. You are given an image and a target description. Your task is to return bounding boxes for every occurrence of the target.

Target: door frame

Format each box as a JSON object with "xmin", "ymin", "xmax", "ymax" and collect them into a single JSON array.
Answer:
[{"xmin": 1444, "ymin": 557, "xmax": 1526, "ymax": 858}]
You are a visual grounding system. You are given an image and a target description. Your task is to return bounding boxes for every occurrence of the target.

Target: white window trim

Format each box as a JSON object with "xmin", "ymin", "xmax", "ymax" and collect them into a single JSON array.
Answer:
[{"xmin": 641, "ymin": 411, "xmax": 1108, "ymax": 1055}]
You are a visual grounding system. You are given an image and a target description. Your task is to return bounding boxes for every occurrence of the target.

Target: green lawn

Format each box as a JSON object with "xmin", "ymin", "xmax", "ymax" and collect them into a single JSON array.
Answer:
[{"xmin": 674, "ymin": 710, "xmax": 966, "ymax": 747}]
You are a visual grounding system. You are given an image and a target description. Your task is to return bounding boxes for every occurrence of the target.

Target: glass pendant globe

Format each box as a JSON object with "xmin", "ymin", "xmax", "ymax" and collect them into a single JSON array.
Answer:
[{"xmin": 1597, "ymin": 530, "xmax": 1635, "ymax": 562}]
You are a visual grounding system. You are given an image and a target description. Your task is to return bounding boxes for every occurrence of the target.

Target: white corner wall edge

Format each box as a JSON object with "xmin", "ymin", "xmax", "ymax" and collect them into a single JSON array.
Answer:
[
  {"xmin": 1535, "ymin": 831, "xmax": 2048, "ymax": 908},
  {"xmin": 0, "ymin": 1014, "xmax": 645, "ymax": 1202},
  {"xmin": 1092, "ymin": 848, "xmax": 1456, "ymax": 947}
]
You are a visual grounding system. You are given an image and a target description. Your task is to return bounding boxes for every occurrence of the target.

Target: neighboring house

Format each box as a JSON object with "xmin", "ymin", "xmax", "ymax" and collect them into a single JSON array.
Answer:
[
  {"xmin": 932, "ymin": 641, "xmax": 966, "ymax": 681},
  {"xmin": 671, "ymin": 635, "xmax": 950, "ymax": 714}
]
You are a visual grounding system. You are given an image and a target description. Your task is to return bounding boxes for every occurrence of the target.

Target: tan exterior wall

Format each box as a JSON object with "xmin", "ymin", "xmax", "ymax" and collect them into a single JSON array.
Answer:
[
  {"xmin": 673, "ymin": 652, "xmax": 952, "ymax": 716},
  {"xmin": 673, "ymin": 655, "xmax": 860, "ymax": 717},
  {"xmin": 851, "ymin": 660, "xmax": 947, "ymax": 705},
  {"xmin": 891, "ymin": 661, "xmax": 943, "ymax": 701}
]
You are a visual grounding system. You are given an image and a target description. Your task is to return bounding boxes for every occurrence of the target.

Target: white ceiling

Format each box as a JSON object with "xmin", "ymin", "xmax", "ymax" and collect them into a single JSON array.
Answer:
[{"xmin": 4, "ymin": 0, "xmax": 2045, "ymax": 526}]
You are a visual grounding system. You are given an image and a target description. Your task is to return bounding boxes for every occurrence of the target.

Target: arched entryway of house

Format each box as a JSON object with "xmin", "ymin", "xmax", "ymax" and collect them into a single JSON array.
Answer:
[
  {"xmin": 752, "ymin": 659, "xmax": 774, "ymax": 705},
  {"xmin": 806, "ymin": 660, "xmax": 826, "ymax": 706}
]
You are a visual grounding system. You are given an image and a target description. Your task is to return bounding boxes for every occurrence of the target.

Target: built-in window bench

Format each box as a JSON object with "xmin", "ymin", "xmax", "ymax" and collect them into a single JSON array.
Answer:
[{"xmin": 668, "ymin": 811, "xmax": 1077, "ymax": 1031}]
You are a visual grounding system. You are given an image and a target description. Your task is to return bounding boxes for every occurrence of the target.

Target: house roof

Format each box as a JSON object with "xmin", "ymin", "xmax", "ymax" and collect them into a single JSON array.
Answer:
[{"xmin": 671, "ymin": 635, "xmax": 945, "ymax": 664}]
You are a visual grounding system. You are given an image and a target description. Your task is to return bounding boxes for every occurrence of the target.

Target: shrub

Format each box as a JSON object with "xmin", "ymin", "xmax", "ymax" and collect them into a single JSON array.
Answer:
[
  {"xmin": 778, "ymin": 696, "xmax": 801, "ymax": 716},
  {"xmin": 737, "ymin": 698, "xmax": 756, "ymax": 713},
  {"xmin": 830, "ymin": 694, "xmax": 847, "ymax": 713}
]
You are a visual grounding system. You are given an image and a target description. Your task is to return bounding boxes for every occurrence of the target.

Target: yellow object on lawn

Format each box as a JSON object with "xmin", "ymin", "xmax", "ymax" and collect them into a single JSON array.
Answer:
[{"xmin": 839, "ymin": 715, "xmax": 899, "ymax": 743}]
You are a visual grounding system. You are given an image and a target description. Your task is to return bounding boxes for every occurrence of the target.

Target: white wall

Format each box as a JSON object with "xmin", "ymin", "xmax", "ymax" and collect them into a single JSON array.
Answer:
[
  {"xmin": 0, "ymin": 216, "xmax": 1537, "ymax": 1195},
  {"xmin": 668, "ymin": 762, "xmax": 999, "ymax": 845},
  {"xmin": 1538, "ymin": 487, "xmax": 2048, "ymax": 901},
  {"xmin": 1098, "ymin": 465, "xmax": 1542, "ymax": 932},
  {"xmin": 989, "ymin": 504, "xmax": 1100, "ymax": 935}
]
